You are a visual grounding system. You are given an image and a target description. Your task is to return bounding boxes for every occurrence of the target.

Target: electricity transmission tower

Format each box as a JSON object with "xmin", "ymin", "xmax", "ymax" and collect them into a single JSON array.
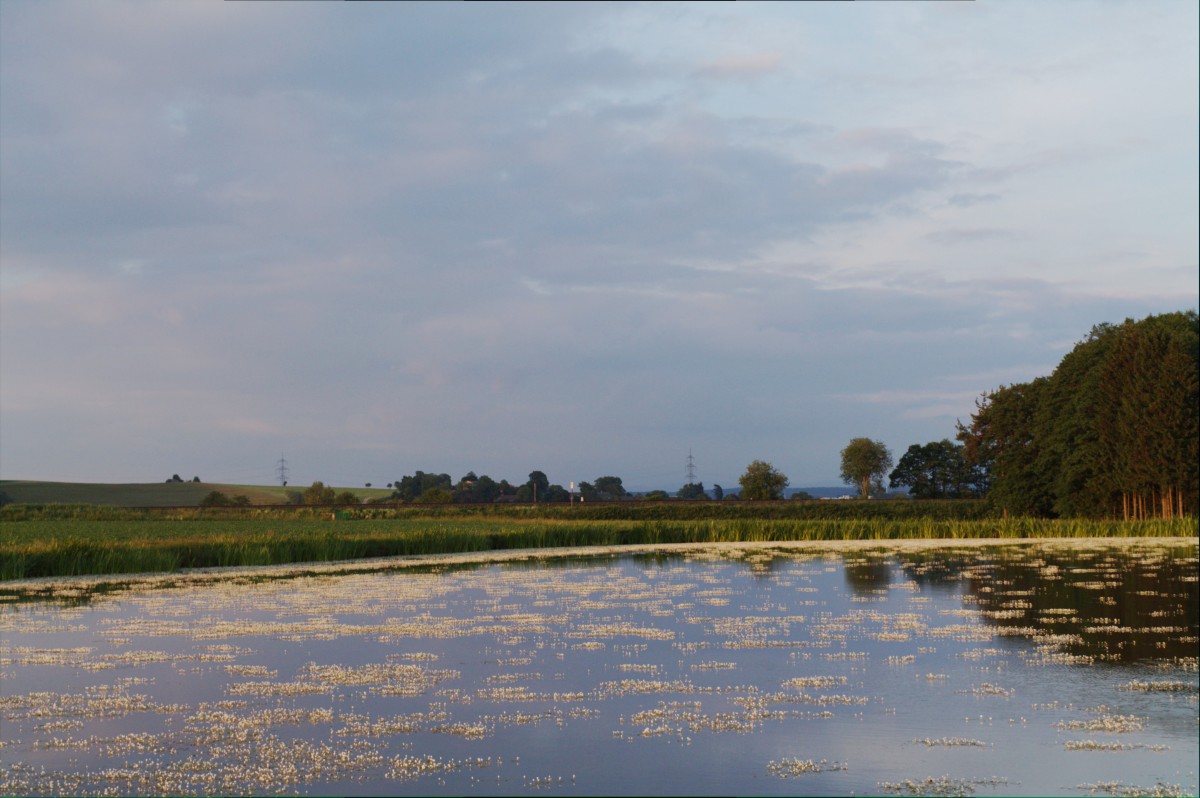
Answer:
[
  {"xmin": 276, "ymin": 456, "xmax": 289, "ymax": 486},
  {"xmin": 685, "ymin": 449, "xmax": 697, "ymax": 484}
]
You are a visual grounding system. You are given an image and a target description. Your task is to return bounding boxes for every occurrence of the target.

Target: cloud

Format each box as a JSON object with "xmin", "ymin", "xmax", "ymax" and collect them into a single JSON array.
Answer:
[
  {"xmin": 696, "ymin": 52, "xmax": 783, "ymax": 79},
  {"xmin": 1, "ymin": 2, "xmax": 1195, "ymax": 488},
  {"xmin": 924, "ymin": 228, "xmax": 1020, "ymax": 245}
]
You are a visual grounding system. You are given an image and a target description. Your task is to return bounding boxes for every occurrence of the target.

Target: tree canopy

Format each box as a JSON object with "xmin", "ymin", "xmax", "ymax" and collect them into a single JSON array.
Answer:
[
  {"xmin": 840, "ymin": 438, "xmax": 893, "ymax": 498},
  {"xmin": 889, "ymin": 440, "xmax": 983, "ymax": 499},
  {"xmin": 957, "ymin": 311, "xmax": 1198, "ymax": 518},
  {"xmin": 738, "ymin": 460, "xmax": 788, "ymax": 500}
]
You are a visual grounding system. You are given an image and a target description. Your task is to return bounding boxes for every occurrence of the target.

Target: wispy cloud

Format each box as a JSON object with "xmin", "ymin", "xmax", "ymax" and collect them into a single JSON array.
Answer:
[{"xmin": 1, "ymin": 1, "xmax": 1195, "ymax": 487}]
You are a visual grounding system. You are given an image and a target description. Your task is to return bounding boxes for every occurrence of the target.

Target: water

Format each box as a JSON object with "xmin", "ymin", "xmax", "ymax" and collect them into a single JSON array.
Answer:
[{"xmin": 1, "ymin": 541, "xmax": 1196, "ymax": 796}]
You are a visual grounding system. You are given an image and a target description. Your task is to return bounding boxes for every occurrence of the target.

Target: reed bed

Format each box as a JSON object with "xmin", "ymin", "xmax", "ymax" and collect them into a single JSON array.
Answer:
[{"xmin": 1, "ymin": 514, "xmax": 1194, "ymax": 581}]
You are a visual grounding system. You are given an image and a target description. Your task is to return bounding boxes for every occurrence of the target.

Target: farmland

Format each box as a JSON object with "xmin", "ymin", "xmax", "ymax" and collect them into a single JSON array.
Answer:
[{"xmin": 1, "ymin": 499, "xmax": 1194, "ymax": 581}]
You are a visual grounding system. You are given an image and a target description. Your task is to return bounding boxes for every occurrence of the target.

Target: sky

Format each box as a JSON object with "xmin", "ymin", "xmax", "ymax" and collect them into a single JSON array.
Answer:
[{"xmin": 1, "ymin": 1, "xmax": 1197, "ymax": 493}]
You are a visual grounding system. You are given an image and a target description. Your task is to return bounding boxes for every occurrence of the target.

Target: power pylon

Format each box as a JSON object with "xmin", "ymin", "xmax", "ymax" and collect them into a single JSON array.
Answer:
[{"xmin": 276, "ymin": 456, "xmax": 289, "ymax": 486}]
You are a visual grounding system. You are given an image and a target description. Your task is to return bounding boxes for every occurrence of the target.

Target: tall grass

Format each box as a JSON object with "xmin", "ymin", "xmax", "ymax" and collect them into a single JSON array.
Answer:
[{"xmin": 1, "ymin": 514, "xmax": 1194, "ymax": 581}]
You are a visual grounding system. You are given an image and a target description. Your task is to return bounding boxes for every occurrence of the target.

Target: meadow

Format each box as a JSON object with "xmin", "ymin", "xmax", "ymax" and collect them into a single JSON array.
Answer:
[{"xmin": 1, "ymin": 499, "xmax": 1194, "ymax": 581}]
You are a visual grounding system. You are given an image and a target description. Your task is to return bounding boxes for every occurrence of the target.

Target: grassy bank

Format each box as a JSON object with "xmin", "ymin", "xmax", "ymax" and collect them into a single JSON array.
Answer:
[{"xmin": 2, "ymin": 514, "xmax": 1195, "ymax": 581}]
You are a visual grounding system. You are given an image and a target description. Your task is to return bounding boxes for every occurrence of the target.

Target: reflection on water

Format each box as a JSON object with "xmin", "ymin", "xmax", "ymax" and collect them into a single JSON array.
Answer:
[{"xmin": 1, "ymin": 541, "xmax": 1196, "ymax": 796}]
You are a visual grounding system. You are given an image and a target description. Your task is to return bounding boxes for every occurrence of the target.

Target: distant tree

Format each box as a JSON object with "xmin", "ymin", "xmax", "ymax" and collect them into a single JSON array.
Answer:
[
  {"xmin": 285, "ymin": 490, "xmax": 304, "ymax": 505},
  {"xmin": 454, "ymin": 474, "xmax": 501, "ymax": 503},
  {"xmin": 303, "ymin": 481, "xmax": 337, "ymax": 505},
  {"xmin": 643, "ymin": 490, "xmax": 670, "ymax": 501},
  {"xmin": 334, "ymin": 491, "xmax": 360, "ymax": 506},
  {"xmin": 711, "ymin": 484, "xmax": 724, "ymax": 501},
  {"xmin": 840, "ymin": 439, "xmax": 893, "ymax": 498},
  {"xmin": 578, "ymin": 481, "xmax": 598, "ymax": 502},
  {"xmin": 200, "ymin": 491, "xmax": 231, "ymax": 507},
  {"xmin": 738, "ymin": 460, "xmax": 789, "ymax": 500},
  {"xmin": 169, "ymin": 474, "xmax": 183, "ymax": 483},
  {"xmin": 365, "ymin": 483, "xmax": 372, "ymax": 488},
  {"xmin": 543, "ymin": 484, "xmax": 571, "ymax": 503},
  {"xmin": 192, "ymin": 476, "xmax": 201, "ymax": 483},
  {"xmin": 415, "ymin": 487, "xmax": 453, "ymax": 504},
  {"xmin": 889, "ymin": 440, "xmax": 982, "ymax": 499},
  {"xmin": 392, "ymin": 471, "xmax": 452, "ymax": 501},
  {"xmin": 790, "ymin": 490, "xmax": 815, "ymax": 501},
  {"xmin": 677, "ymin": 482, "xmax": 707, "ymax": 500},
  {"xmin": 526, "ymin": 471, "xmax": 550, "ymax": 502},
  {"xmin": 199, "ymin": 491, "xmax": 252, "ymax": 508},
  {"xmin": 593, "ymin": 476, "xmax": 626, "ymax": 500}
]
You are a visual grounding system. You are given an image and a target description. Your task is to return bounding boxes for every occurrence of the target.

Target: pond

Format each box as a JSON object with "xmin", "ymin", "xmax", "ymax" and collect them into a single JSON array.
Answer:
[{"xmin": 1, "ymin": 540, "xmax": 1196, "ymax": 796}]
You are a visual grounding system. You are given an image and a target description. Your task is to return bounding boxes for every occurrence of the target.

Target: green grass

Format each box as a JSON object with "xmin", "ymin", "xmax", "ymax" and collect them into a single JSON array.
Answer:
[{"xmin": 1, "ymin": 511, "xmax": 1195, "ymax": 581}]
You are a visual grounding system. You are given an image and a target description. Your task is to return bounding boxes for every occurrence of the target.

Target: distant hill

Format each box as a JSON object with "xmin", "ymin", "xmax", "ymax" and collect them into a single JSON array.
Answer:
[{"xmin": 0, "ymin": 481, "xmax": 392, "ymax": 507}]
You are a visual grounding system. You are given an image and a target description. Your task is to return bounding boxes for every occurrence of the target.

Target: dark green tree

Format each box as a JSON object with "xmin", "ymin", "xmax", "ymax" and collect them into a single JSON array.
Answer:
[
  {"xmin": 839, "ymin": 439, "xmax": 893, "ymax": 499},
  {"xmin": 414, "ymin": 487, "xmax": 454, "ymax": 504},
  {"xmin": 200, "ymin": 491, "xmax": 231, "ymax": 507},
  {"xmin": 677, "ymin": 482, "xmax": 707, "ymax": 500},
  {"xmin": 593, "ymin": 476, "xmax": 626, "ymax": 500},
  {"xmin": 526, "ymin": 471, "xmax": 550, "ymax": 502},
  {"xmin": 738, "ymin": 460, "xmax": 788, "ymax": 500},
  {"xmin": 303, "ymin": 481, "xmax": 336, "ymax": 505},
  {"xmin": 392, "ymin": 471, "xmax": 452, "ymax": 501},
  {"xmin": 888, "ymin": 440, "xmax": 982, "ymax": 499},
  {"xmin": 958, "ymin": 311, "xmax": 1198, "ymax": 518}
]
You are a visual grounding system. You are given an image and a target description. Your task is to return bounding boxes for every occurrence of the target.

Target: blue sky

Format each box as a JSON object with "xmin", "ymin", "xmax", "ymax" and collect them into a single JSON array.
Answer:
[{"xmin": 1, "ymin": 1, "xmax": 1196, "ymax": 491}]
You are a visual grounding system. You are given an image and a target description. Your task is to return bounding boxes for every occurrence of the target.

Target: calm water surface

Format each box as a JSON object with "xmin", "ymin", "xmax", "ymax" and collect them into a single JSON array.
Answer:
[{"xmin": 1, "ymin": 541, "xmax": 1196, "ymax": 796}]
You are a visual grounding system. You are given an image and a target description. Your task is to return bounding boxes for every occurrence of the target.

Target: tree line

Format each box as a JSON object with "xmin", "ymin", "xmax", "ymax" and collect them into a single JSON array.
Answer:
[
  {"xmin": 273, "ymin": 312, "xmax": 1196, "ymax": 518},
  {"xmin": 744, "ymin": 311, "xmax": 1198, "ymax": 520},
  {"xmin": 955, "ymin": 310, "xmax": 1198, "ymax": 519}
]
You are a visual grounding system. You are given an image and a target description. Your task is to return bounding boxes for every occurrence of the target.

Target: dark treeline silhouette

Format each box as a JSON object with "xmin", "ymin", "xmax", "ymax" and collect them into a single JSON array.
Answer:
[{"xmin": 956, "ymin": 310, "xmax": 1198, "ymax": 519}]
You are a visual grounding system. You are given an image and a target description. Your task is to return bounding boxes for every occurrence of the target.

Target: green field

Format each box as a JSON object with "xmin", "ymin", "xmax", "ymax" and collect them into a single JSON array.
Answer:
[
  {"xmin": 0, "ymin": 480, "xmax": 393, "ymax": 507},
  {"xmin": 1, "ymin": 503, "xmax": 1194, "ymax": 581},
  {"xmin": 2, "ymin": 483, "xmax": 1195, "ymax": 581}
]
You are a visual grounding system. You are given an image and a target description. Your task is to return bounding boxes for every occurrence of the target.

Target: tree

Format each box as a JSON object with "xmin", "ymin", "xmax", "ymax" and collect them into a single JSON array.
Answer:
[
  {"xmin": 334, "ymin": 491, "xmax": 359, "ymax": 506},
  {"xmin": 888, "ymin": 440, "xmax": 982, "ymax": 499},
  {"xmin": 677, "ymin": 482, "xmax": 707, "ymax": 500},
  {"xmin": 840, "ymin": 438, "xmax": 893, "ymax": 499},
  {"xmin": 643, "ymin": 490, "xmax": 670, "ymax": 501},
  {"xmin": 738, "ymin": 460, "xmax": 788, "ymax": 500},
  {"xmin": 711, "ymin": 484, "xmax": 724, "ymax": 501},
  {"xmin": 957, "ymin": 381, "xmax": 1051, "ymax": 516},
  {"xmin": 303, "ymin": 481, "xmax": 336, "ymax": 505},
  {"xmin": 957, "ymin": 311, "xmax": 1198, "ymax": 518},
  {"xmin": 200, "ymin": 491, "xmax": 231, "ymax": 507},
  {"xmin": 414, "ymin": 487, "xmax": 454, "ymax": 504},
  {"xmin": 392, "ymin": 471, "xmax": 452, "ymax": 502},
  {"xmin": 790, "ymin": 490, "xmax": 814, "ymax": 501},
  {"xmin": 593, "ymin": 476, "xmax": 626, "ymax": 500},
  {"xmin": 526, "ymin": 471, "xmax": 550, "ymax": 502},
  {"xmin": 454, "ymin": 474, "xmax": 501, "ymax": 503}
]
